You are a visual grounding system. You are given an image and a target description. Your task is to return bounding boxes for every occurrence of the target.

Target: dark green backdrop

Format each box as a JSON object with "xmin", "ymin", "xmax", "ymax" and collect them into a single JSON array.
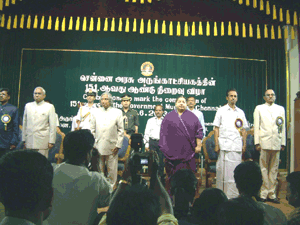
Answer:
[{"xmin": 0, "ymin": 19, "xmax": 287, "ymax": 168}]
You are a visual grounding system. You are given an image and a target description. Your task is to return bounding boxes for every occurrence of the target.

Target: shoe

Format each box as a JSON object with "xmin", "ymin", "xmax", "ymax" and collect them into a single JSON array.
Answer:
[
  {"xmin": 268, "ymin": 198, "xmax": 280, "ymax": 204},
  {"xmin": 258, "ymin": 197, "xmax": 267, "ymax": 202}
]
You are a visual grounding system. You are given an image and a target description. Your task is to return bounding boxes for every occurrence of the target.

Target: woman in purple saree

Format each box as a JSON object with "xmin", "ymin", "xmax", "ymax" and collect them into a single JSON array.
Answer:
[{"xmin": 159, "ymin": 96, "xmax": 203, "ymax": 183}]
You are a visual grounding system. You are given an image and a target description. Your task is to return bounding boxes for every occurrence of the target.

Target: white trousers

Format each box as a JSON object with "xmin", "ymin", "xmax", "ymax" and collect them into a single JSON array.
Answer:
[
  {"xmin": 100, "ymin": 154, "xmax": 118, "ymax": 186},
  {"xmin": 259, "ymin": 149, "xmax": 280, "ymax": 199},
  {"xmin": 216, "ymin": 151, "xmax": 242, "ymax": 199},
  {"xmin": 38, "ymin": 149, "xmax": 49, "ymax": 158}
]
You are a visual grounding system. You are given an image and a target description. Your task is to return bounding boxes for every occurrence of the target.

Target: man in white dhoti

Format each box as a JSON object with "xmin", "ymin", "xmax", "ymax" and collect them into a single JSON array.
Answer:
[
  {"xmin": 254, "ymin": 89, "xmax": 285, "ymax": 204},
  {"xmin": 22, "ymin": 87, "xmax": 56, "ymax": 158},
  {"xmin": 90, "ymin": 92, "xmax": 124, "ymax": 186},
  {"xmin": 71, "ymin": 89, "xmax": 97, "ymax": 131},
  {"xmin": 213, "ymin": 88, "xmax": 248, "ymax": 199}
]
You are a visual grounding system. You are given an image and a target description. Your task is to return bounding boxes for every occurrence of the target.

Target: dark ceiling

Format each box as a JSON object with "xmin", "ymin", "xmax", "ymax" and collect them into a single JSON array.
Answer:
[{"xmin": 1, "ymin": 0, "xmax": 300, "ymax": 25}]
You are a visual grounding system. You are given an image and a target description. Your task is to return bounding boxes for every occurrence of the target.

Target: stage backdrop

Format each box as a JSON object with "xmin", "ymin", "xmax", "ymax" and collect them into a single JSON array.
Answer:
[
  {"xmin": 0, "ymin": 20, "xmax": 286, "ymax": 167},
  {"xmin": 19, "ymin": 49, "xmax": 266, "ymax": 134}
]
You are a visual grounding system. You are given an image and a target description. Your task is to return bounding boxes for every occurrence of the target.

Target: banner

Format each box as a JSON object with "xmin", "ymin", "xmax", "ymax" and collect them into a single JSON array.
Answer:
[{"xmin": 19, "ymin": 49, "xmax": 266, "ymax": 134}]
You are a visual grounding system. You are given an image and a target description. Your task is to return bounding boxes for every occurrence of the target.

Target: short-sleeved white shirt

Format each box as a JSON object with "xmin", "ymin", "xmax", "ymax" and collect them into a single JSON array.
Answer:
[{"xmin": 213, "ymin": 104, "xmax": 249, "ymax": 151}]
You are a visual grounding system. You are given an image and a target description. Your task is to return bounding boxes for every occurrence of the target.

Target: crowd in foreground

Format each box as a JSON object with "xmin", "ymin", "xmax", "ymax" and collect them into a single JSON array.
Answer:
[{"xmin": 0, "ymin": 129, "xmax": 299, "ymax": 225}]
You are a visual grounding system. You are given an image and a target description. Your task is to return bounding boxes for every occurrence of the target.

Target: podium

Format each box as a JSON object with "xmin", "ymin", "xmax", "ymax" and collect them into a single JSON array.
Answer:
[{"xmin": 294, "ymin": 94, "xmax": 300, "ymax": 171}]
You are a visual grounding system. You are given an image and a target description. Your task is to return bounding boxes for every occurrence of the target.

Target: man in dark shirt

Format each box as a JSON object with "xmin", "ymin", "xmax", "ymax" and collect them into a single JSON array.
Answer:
[
  {"xmin": 0, "ymin": 88, "xmax": 19, "ymax": 158},
  {"xmin": 121, "ymin": 94, "xmax": 139, "ymax": 140}
]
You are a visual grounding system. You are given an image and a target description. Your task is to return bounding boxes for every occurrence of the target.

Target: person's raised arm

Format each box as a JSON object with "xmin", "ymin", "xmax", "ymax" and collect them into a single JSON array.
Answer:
[{"xmin": 149, "ymin": 151, "xmax": 173, "ymax": 215}]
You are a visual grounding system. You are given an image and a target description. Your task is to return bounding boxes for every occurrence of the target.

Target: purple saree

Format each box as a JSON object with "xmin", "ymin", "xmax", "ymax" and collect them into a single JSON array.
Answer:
[{"xmin": 159, "ymin": 109, "xmax": 203, "ymax": 179}]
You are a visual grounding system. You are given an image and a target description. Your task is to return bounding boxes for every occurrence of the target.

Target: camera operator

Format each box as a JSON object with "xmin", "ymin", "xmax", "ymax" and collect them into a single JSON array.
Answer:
[{"xmin": 99, "ymin": 151, "xmax": 177, "ymax": 225}]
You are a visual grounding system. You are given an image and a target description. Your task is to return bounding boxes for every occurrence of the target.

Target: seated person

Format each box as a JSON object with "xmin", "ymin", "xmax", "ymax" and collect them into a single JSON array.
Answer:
[
  {"xmin": 44, "ymin": 129, "xmax": 112, "ymax": 225},
  {"xmin": 99, "ymin": 151, "xmax": 177, "ymax": 225},
  {"xmin": 0, "ymin": 150, "xmax": 53, "ymax": 225},
  {"xmin": 286, "ymin": 171, "xmax": 300, "ymax": 225},
  {"xmin": 234, "ymin": 161, "xmax": 287, "ymax": 225},
  {"xmin": 218, "ymin": 196, "xmax": 265, "ymax": 225},
  {"xmin": 170, "ymin": 169, "xmax": 198, "ymax": 224},
  {"xmin": 191, "ymin": 188, "xmax": 228, "ymax": 225}
]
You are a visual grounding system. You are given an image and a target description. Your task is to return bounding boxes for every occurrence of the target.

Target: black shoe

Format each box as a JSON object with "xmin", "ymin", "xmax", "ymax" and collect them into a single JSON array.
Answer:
[
  {"xmin": 258, "ymin": 197, "xmax": 267, "ymax": 202},
  {"xmin": 268, "ymin": 198, "xmax": 280, "ymax": 204}
]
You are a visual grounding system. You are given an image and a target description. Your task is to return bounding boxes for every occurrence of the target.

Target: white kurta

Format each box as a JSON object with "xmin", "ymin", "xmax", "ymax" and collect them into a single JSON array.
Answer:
[
  {"xmin": 90, "ymin": 107, "xmax": 124, "ymax": 155},
  {"xmin": 74, "ymin": 104, "xmax": 97, "ymax": 130},
  {"xmin": 22, "ymin": 101, "xmax": 56, "ymax": 150},
  {"xmin": 254, "ymin": 103, "xmax": 286, "ymax": 199},
  {"xmin": 213, "ymin": 104, "xmax": 249, "ymax": 199},
  {"xmin": 90, "ymin": 107, "xmax": 124, "ymax": 185}
]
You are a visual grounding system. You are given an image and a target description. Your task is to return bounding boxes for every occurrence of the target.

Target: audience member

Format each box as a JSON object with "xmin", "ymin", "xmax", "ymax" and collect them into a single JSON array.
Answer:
[
  {"xmin": 218, "ymin": 196, "xmax": 265, "ymax": 225},
  {"xmin": 191, "ymin": 188, "xmax": 228, "ymax": 225},
  {"xmin": 44, "ymin": 129, "xmax": 112, "ymax": 225},
  {"xmin": 234, "ymin": 161, "xmax": 287, "ymax": 225},
  {"xmin": 99, "ymin": 150, "xmax": 177, "ymax": 225},
  {"xmin": 286, "ymin": 171, "xmax": 300, "ymax": 225},
  {"xmin": 0, "ymin": 150, "xmax": 53, "ymax": 225},
  {"xmin": 170, "ymin": 169, "xmax": 198, "ymax": 224},
  {"xmin": 106, "ymin": 184, "xmax": 161, "ymax": 225}
]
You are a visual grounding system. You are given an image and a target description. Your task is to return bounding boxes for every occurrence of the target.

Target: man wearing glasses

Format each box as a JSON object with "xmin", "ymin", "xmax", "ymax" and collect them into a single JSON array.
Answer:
[
  {"xmin": 254, "ymin": 89, "xmax": 286, "ymax": 204},
  {"xmin": 22, "ymin": 87, "xmax": 56, "ymax": 158}
]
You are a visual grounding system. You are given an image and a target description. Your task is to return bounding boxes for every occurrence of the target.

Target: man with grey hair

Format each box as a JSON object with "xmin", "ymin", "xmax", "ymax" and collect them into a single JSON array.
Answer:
[
  {"xmin": 22, "ymin": 87, "xmax": 56, "ymax": 158},
  {"xmin": 90, "ymin": 92, "xmax": 124, "ymax": 186},
  {"xmin": 254, "ymin": 89, "xmax": 286, "ymax": 203}
]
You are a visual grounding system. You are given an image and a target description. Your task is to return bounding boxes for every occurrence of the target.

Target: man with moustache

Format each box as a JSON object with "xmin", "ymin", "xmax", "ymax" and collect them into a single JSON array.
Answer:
[
  {"xmin": 254, "ymin": 89, "xmax": 286, "ymax": 203},
  {"xmin": 213, "ymin": 88, "xmax": 248, "ymax": 199},
  {"xmin": 0, "ymin": 88, "xmax": 19, "ymax": 158},
  {"xmin": 144, "ymin": 104, "xmax": 165, "ymax": 177},
  {"xmin": 90, "ymin": 92, "xmax": 124, "ymax": 186},
  {"xmin": 22, "ymin": 87, "xmax": 56, "ymax": 158}
]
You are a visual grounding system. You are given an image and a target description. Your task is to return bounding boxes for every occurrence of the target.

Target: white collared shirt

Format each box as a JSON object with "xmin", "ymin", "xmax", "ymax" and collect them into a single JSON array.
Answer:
[
  {"xmin": 144, "ymin": 116, "xmax": 164, "ymax": 148},
  {"xmin": 187, "ymin": 107, "xmax": 206, "ymax": 137},
  {"xmin": 75, "ymin": 104, "xmax": 97, "ymax": 130},
  {"xmin": 213, "ymin": 104, "xmax": 249, "ymax": 151}
]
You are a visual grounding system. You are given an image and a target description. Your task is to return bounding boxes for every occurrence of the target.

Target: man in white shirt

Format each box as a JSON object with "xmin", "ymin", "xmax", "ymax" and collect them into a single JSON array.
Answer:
[
  {"xmin": 72, "ymin": 89, "xmax": 97, "ymax": 131},
  {"xmin": 187, "ymin": 96, "xmax": 206, "ymax": 137},
  {"xmin": 144, "ymin": 104, "xmax": 164, "ymax": 177},
  {"xmin": 90, "ymin": 92, "xmax": 124, "ymax": 186},
  {"xmin": 22, "ymin": 87, "xmax": 56, "ymax": 158},
  {"xmin": 213, "ymin": 88, "xmax": 248, "ymax": 199},
  {"xmin": 44, "ymin": 129, "xmax": 112, "ymax": 225},
  {"xmin": 254, "ymin": 89, "xmax": 286, "ymax": 204}
]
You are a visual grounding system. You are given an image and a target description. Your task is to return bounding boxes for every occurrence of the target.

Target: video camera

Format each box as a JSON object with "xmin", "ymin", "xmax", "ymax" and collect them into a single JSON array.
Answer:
[
  {"xmin": 130, "ymin": 133, "xmax": 144, "ymax": 152},
  {"xmin": 129, "ymin": 133, "xmax": 150, "ymax": 174}
]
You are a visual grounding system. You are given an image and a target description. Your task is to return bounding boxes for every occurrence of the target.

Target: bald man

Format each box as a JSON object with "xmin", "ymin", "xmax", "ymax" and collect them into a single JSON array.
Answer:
[{"xmin": 254, "ymin": 89, "xmax": 286, "ymax": 203}]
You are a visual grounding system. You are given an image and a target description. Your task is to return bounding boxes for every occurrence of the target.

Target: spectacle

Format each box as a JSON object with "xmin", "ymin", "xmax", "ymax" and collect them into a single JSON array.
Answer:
[{"xmin": 265, "ymin": 94, "xmax": 275, "ymax": 97}]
